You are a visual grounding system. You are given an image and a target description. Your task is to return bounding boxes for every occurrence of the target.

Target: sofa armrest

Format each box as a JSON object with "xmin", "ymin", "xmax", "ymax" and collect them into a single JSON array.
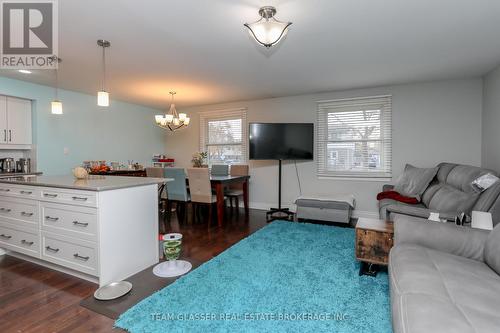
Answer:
[
  {"xmin": 393, "ymin": 215, "xmax": 489, "ymax": 261},
  {"xmin": 386, "ymin": 204, "xmax": 456, "ymax": 221},
  {"xmin": 382, "ymin": 184, "xmax": 394, "ymax": 192}
]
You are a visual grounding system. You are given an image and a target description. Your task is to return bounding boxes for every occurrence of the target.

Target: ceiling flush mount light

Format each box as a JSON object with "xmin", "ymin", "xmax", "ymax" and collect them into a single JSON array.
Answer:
[
  {"xmin": 244, "ymin": 6, "xmax": 292, "ymax": 48},
  {"xmin": 18, "ymin": 69, "xmax": 32, "ymax": 74},
  {"xmin": 50, "ymin": 56, "xmax": 63, "ymax": 115},
  {"xmin": 97, "ymin": 39, "xmax": 111, "ymax": 107},
  {"xmin": 155, "ymin": 92, "xmax": 190, "ymax": 131}
]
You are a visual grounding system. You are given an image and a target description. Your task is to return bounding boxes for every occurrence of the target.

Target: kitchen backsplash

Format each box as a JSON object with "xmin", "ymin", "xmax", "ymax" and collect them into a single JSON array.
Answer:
[{"xmin": 0, "ymin": 149, "xmax": 36, "ymax": 171}]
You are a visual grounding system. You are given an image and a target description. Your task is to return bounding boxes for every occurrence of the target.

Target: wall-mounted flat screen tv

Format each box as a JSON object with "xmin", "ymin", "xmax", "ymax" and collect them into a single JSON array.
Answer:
[{"xmin": 249, "ymin": 123, "xmax": 314, "ymax": 160}]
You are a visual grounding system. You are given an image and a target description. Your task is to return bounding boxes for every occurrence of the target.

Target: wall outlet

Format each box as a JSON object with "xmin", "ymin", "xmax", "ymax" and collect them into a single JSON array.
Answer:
[{"xmin": 63, "ymin": 147, "xmax": 69, "ymax": 155}]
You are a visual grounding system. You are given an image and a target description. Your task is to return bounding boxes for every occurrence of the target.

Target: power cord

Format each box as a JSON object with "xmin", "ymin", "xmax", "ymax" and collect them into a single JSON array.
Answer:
[{"xmin": 294, "ymin": 160, "xmax": 302, "ymax": 196}]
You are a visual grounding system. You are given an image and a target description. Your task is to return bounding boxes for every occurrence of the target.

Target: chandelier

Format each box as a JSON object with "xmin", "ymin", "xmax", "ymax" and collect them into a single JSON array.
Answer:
[
  {"xmin": 155, "ymin": 92, "xmax": 190, "ymax": 131},
  {"xmin": 244, "ymin": 6, "xmax": 292, "ymax": 48}
]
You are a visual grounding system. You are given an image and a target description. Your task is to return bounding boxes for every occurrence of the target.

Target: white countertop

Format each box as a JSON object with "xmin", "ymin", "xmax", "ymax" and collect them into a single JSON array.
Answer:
[
  {"xmin": 0, "ymin": 175, "xmax": 173, "ymax": 191},
  {"xmin": 0, "ymin": 171, "xmax": 43, "ymax": 178}
]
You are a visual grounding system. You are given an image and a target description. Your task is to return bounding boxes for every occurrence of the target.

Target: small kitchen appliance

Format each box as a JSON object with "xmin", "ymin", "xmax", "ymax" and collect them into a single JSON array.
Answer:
[
  {"xmin": 0, "ymin": 158, "xmax": 15, "ymax": 173},
  {"xmin": 16, "ymin": 158, "xmax": 31, "ymax": 173}
]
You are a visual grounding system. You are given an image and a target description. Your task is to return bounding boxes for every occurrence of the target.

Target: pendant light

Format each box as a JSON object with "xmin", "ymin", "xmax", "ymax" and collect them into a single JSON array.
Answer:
[
  {"xmin": 155, "ymin": 92, "xmax": 190, "ymax": 131},
  {"xmin": 97, "ymin": 39, "xmax": 111, "ymax": 107},
  {"xmin": 244, "ymin": 6, "xmax": 292, "ymax": 48},
  {"xmin": 50, "ymin": 55, "xmax": 63, "ymax": 114}
]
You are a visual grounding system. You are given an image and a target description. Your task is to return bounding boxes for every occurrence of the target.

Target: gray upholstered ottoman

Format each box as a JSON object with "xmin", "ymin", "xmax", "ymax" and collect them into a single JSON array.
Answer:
[{"xmin": 295, "ymin": 195, "xmax": 355, "ymax": 224}]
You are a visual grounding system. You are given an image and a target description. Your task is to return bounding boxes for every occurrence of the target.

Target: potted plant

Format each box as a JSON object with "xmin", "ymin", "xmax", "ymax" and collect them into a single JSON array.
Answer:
[{"xmin": 191, "ymin": 151, "xmax": 208, "ymax": 168}]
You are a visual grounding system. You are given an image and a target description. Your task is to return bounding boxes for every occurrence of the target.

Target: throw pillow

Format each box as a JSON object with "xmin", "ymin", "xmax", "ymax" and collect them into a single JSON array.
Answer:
[{"xmin": 394, "ymin": 164, "xmax": 439, "ymax": 201}]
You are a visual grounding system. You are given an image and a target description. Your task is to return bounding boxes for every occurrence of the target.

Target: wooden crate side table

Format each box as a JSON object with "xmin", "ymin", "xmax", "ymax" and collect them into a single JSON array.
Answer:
[{"xmin": 355, "ymin": 218, "xmax": 394, "ymax": 276}]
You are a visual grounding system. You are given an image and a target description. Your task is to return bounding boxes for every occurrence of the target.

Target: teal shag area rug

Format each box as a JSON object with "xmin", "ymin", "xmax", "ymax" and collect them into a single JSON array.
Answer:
[{"xmin": 115, "ymin": 221, "xmax": 391, "ymax": 333}]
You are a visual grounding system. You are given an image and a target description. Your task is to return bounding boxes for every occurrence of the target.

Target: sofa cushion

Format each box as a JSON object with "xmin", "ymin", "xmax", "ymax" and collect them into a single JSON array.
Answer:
[
  {"xmin": 394, "ymin": 215, "xmax": 489, "ymax": 261},
  {"xmin": 393, "ymin": 164, "xmax": 438, "ymax": 201},
  {"xmin": 435, "ymin": 162, "xmax": 457, "ymax": 183},
  {"xmin": 387, "ymin": 205, "xmax": 456, "ymax": 221},
  {"xmin": 445, "ymin": 164, "xmax": 493, "ymax": 193},
  {"xmin": 422, "ymin": 163, "xmax": 496, "ymax": 211},
  {"xmin": 484, "ymin": 224, "xmax": 500, "ymax": 275},
  {"xmin": 385, "ymin": 162, "xmax": 500, "ymax": 225},
  {"xmin": 390, "ymin": 244, "xmax": 500, "ymax": 333},
  {"xmin": 473, "ymin": 182, "xmax": 500, "ymax": 213},
  {"xmin": 378, "ymin": 199, "xmax": 424, "ymax": 220},
  {"xmin": 427, "ymin": 184, "xmax": 478, "ymax": 215},
  {"xmin": 386, "ymin": 204, "xmax": 433, "ymax": 220},
  {"xmin": 391, "ymin": 293, "xmax": 475, "ymax": 333},
  {"xmin": 421, "ymin": 182, "xmax": 441, "ymax": 207}
]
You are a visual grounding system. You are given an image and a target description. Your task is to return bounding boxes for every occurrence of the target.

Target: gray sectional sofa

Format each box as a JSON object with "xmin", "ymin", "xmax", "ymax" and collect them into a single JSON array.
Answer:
[
  {"xmin": 390, "ymin": 215, "xmax": 500, "ymax": 333},
  {"xmin": 379, "ymin": 162, "xmax": 500, "ymax": 225}
]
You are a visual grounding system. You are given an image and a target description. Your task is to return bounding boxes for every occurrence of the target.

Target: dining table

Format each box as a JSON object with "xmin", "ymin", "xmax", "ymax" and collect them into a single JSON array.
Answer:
[
  {"xmin": 94, "ymin": 168, "xmax": 250, "ymax": 227},
  {"xmin": 209, "ymin": 175, "xmax": 250, "ymax": 227}
]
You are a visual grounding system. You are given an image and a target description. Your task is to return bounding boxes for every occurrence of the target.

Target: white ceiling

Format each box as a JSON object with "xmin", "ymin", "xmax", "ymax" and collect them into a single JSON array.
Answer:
[{"xmin": 1, "ymin": 0, "xmax": 500, "ymax": 110}]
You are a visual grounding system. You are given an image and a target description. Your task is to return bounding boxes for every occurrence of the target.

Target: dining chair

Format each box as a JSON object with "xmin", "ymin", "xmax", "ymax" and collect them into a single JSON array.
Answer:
[
  {"xmin": 211, "ymin": 164, "xmax": 229, "ymax": 176},
  {"xmin": 187, "ymin": 168, "xmax": 222, "ymax": 224},
  {"xmin": 164, "ymin": 168, "xmax": 190, "ymax": 223},
  {"xmin": 145, "ymin": 167, "xmax": 167, "ymax": 213},
  {"xmin": 225, "ymin": 164, "xmax": 249, "ymax": 210}
]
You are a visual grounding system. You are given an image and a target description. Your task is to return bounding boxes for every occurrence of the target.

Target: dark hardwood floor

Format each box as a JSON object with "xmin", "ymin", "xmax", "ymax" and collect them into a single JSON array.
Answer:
[{"xmin": 0, "ymin": 208, "xmax": 268, "ymax": 333}]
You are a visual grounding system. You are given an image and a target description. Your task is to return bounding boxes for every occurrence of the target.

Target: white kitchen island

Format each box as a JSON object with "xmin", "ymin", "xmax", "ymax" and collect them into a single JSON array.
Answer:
[{"xmin": 0, "ymin": 175, "xmax": 169, "ymax": 286}]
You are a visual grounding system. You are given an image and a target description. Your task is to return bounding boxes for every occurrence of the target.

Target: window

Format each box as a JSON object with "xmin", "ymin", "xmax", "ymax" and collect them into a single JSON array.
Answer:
[
  {"xmin": 199, "ymin": 108, "xmax": 248, "ymax": 166},
  {"xmin": 317, "ymin": 95, "xmax": 392, "ymax": 178}
]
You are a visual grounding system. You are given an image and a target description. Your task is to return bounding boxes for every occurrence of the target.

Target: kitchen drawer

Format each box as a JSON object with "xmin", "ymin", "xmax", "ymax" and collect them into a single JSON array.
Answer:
[
  {"xmin": 41, "ymin": 203, "xmax": 97, "ymax": 241},
  {"xmin": 0, "ymin": 185, "xmax": 40, "ymax": 199},
  {"xmin": 0, "ymin": 197, "xmax": 39, "ymax": 228},
  {"xmin": 40, "ymin": 188, "xmax": 97, "ymax": 208},
  {"xmin": 41, "ymin": 232, "xmax": 98, "ymax": 276},
  {"xmin": 0, "ymin": 222, "xmax": 40, "ymax": 257}
]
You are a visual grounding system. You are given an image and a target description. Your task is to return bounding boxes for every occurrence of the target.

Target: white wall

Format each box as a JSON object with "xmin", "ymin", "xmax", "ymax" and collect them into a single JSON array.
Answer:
[
  {"xmin": 482, "ymin": 64, "xmax": 500, "ymax": 171},
  {"xmin": 167, "ymin": 79, "xmax": 483, "ymax": 216},
  {"xmin": 0, "ymin": 77, "xmax": 166, "ymax": 175}
]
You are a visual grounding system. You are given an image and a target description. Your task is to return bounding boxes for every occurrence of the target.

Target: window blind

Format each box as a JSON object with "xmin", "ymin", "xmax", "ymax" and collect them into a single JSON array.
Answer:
[
  {"xmin": 317, "ymin": 95, "xmax": 392, "ymax": 178},
  {"xmin": 199, "ymin": 108, "xmax": 248, "ymax": 166}
]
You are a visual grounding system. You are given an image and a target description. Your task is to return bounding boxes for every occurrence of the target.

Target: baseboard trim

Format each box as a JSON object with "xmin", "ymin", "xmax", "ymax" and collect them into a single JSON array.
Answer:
[
  {"xmin": 248, "ymin": 201, "xmax": 295, "ymax": 212},
  {"xmin": 7, "ymin": 252, "xmax": 99, "ymax": 285},
  {"xmin": 352, "ymin": 210, "xmax": 379, "ymax": 219},
  {"xmin": 248, "ymin": 202, "xmax": 378, "ymax": 219}
]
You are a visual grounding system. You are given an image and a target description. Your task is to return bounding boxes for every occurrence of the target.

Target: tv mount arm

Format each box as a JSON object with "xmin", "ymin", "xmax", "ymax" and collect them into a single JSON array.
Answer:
[{"xmin": 266, "ymin": 159, "xmax": 295, "ymax": 222}]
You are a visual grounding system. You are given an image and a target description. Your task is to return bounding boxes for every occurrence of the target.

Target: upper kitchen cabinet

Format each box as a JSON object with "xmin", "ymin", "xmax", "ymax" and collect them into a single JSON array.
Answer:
[{"xmin": 0, "ymin": 95, "xmax": 33, "ymax": 148}]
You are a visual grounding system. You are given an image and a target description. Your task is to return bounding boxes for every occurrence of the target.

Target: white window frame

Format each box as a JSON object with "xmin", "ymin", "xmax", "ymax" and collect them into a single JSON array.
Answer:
[
  {"xmin": 199, "ymin": 108, "xmax": 248, "ymax": 166},
  {"xmin": 317, "ymin": 95, "xmax": 392, "ymax": 179}
]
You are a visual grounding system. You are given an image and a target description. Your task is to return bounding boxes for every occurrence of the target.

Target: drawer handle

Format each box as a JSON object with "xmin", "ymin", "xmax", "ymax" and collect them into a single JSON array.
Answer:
[
  {"xmin": 0, "ymin": 233, "xmax": 12, "ymax": 239},
  {"xmin": 73, "ymin": 253, "xmax": 90, "ymax": 261},
  {"xmin": 21, "ymin": 212, "xmax": 34, "ymax": 217},
  {"xmin": 0, "ymin": 208, "xmax": 12, "ymax": 212},
  {"xmin": 72, "ymin": 196, "xmax": 88, "ymax": 201},
  {"xmin": 21, "ymin": 239, "xmax": 34, "ymax": 246},
  {"xmin": 45, "ymin": 216, "xmax": 59, "ymax": 221},
  {"xmin": 0, "ymin": 188, "xmax": 10, "ymax": 192},
  {"xmin": 72, "ymin": 221, "xmax": 89, "ymax": 227},
  {"xmin": 45, "ymin": 246, "xmax": 60, "ymax": 253},
  {"xmin": 44, "ymin": 193, "xmax": 58, "ymax": 198},
  {"xmin": 20, "ymin": 190, "xmax": 33, "ymax": 195}
]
